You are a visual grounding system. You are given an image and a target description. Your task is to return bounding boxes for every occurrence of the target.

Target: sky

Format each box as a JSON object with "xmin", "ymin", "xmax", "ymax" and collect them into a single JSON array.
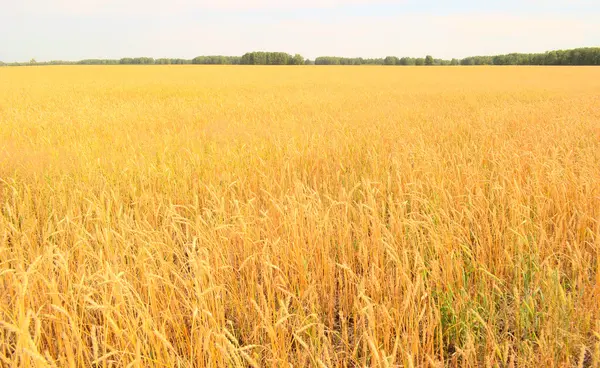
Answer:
[{"xmin": 1, "ymin": 0, "xmax": 599, "ymax": 62}]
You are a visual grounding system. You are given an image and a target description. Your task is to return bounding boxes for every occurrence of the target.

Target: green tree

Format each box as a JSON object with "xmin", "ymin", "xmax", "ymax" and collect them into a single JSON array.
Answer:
[
  {"xmin": 290, "ymin": 54, "xmax": 304, "ymax": 65},
  {"xmin": 399, "ymin": 57, "xmax": 415, "ymax": 65},
  {"xmin": 5, "ymin": 47, "xmax": 598, "ymax": 68},
  {"xmin": 384, "ymin": 56, "xmax": 399, "ymax": 65},
  {"xmin": 131, "ymin": 57, "xmax": 154, "ymax": 65},
  {"xmin": 267, "ymin": 52, "xmax": 289, "ymax": 65}
]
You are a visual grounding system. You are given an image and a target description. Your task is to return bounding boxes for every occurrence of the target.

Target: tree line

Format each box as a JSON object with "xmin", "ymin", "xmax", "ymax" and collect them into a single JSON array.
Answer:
[
  {"xmin": 315, "ymin": 48, "xmax": 600, "ymax": 66},
  {"xmin": 459, "ymin": 48, "xmax": 600, "ymax": 65},
  {"xmin": 1, "ymin": 52, "xmax": 308, "ymax": 67},
  {"xmin": 2, "ymin": 48, "xmax": 599, "ymax": 66},
  {"xmin": 314, "ymin": 55, "xmax": 458, "ymax": 65}
]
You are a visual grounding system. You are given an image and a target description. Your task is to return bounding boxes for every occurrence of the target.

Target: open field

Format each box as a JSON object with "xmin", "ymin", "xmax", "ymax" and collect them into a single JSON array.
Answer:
[{"xmin": 1, "ymin": 65, "xmax": 600, "ymax": 367}]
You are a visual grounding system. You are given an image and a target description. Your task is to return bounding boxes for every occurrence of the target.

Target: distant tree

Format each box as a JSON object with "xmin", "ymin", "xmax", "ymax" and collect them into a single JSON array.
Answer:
[
  {"xmin": 4, "ymin": 47, "xmax": 598, "ymax": 68},
  {"xmin": 557, "ymin": 50, "xmax": 569, "ymax": 65},
  {"xmin": 316, "ymin": 56, "xmax": 383, "ymax": 65},
  {"xmin": 461, "ymin": 57, "xmax": 474, "ymax": 65},
  {"xmin": 0, "ymin": 61, "xmax": 5, "ymax": 66},
  {"xmin": 462, "ymin": 56, "xmax": 491, "ymax": 65},
  {"xmin": 240, "ymin": 53, "xmax": 250, "ymax": 65},
  {"xmin": 399, "ymin": 57, "xmax": 416, "ymax": 65},
  {"xmin": 530, "ymin": 54, "xmax": 544, "ymax": 65},
  {"xmin": 170, "ymin": 58, "xmax": 190, "ymax": 64},
  {"xmin": 239, "ymin": 52, "xmax": 302, "ymax": 65},
  {"xmin": 315, "ymin": 57, "xmax": 337, "ymax": 65},
  {"xmin": 384, "ymin": 56, "xmax": 399, "ymax": 65},
  {"xmin": 291, "ymin": 54, "xmax": 304, "ymax": 65},
  {"xmin": 135, "ymin": 57, "xmax": 155, "ymax": 64},
  {"xmin": 254, "ymin": 52, "xmax": 267, "ymax": 65},
  {"xmin": 476, "ymin": 56, "xmax": 492, "ymax": 65},
  {"xmin": 268, "ymin": 52, "xmax": 289, "ymax": 65}
]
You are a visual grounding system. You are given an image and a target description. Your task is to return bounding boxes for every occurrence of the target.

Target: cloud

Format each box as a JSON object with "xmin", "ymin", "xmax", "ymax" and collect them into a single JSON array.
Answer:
[
  {"xmin": 2, "ymin": 1, "xmax": 598, "ymax": 61},
  {"xmin": 7, "ymin": 0, "xmax": 600, "ymax": 18},
  {"xmin": 145, "ymin": 12, "xmax": 598, "ymax": 59},
  {"xmin": 9, "ymin": 0, "xmax": 402, "ymax": 15}
]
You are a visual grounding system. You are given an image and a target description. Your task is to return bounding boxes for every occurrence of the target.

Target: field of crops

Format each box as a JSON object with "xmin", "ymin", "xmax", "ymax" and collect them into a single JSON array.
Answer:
[{"xmin": 1, "ymin": 65, "xmax": 600, "ymax": 367}]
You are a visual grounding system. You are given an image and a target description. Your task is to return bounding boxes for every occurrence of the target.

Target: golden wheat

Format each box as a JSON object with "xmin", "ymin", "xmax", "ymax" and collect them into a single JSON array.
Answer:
[{"xmin": 1, "ymin": 65, "xmax": 600, "ymax": 367}]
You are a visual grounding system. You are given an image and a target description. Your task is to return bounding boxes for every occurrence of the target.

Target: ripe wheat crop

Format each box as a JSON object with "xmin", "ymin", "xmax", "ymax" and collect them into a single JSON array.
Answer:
[{"xmin": 1, "ymin": 65, "xmax": 600, "ymax": 367}]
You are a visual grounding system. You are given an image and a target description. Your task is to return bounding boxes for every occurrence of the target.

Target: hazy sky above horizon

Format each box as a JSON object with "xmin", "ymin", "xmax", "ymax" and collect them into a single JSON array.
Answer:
[{"xmin": 1, "ymin": 0, "xmax": 599, "ymax": 62}]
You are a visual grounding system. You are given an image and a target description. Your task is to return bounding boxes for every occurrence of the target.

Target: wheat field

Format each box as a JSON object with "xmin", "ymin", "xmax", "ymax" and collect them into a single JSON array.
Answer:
[{"xmin": 1, "ymin": 65, "xmax": 600, "ymax": 367}]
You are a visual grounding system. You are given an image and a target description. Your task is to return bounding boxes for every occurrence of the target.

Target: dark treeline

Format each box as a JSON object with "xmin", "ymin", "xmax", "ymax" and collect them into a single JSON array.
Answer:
[
  {"xmin": 2, "ymin": 48, "xmax": 600, "ymax": 67},
  {"xmin": 315, "ymin": 48, "xmax": 600, "ymax": 66},
  {"xmin": 459, "ymin": 48, "xmax": 600, "ymax": 65},
  {"xmin": 240, "ymin": 52, "xmax": 305, "ymax": 65},
  {"xmin": 314, "ymin": 55, "xmax": 459, "ymax": 65},
  {"xmin": 1, "ymin": 52, "xmax": 308, "ymax": 66}
]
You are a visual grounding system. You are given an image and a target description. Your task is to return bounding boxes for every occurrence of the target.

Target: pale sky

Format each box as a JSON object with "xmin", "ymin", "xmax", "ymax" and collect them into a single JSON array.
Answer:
[{"xmin": 1, "ymin": 0, "xmax": 599, "ymax": 62}]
